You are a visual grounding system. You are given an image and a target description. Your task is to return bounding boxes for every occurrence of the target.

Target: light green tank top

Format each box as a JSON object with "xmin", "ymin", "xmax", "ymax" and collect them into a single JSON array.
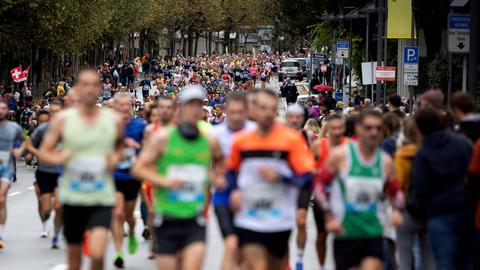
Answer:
[{"xmin": 59, "ymin": 107, "xmax": 117, "ymax": 206}]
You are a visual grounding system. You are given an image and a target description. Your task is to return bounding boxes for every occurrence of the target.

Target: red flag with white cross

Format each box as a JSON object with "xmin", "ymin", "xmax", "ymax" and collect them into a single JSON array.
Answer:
[{"xmin": 10, "ymin": 66, "xmax": 26, "ymax": 83}]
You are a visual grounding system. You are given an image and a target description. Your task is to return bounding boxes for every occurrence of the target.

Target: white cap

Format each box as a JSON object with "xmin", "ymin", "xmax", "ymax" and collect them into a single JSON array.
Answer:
[
  {"xmin": 179, "ymin": 85, "xmax": 206, "ymax": 104},
  {"xmin": 287, "ymin": 104, "xmax": 305, "ymax": 116}
]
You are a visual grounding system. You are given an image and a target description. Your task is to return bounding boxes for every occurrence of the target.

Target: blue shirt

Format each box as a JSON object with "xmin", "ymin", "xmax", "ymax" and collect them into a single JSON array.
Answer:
[
  {"xmin": 211, "ymin": 120, "xmax": 256, "ymax": 206},
  {"xmin": 113, "ymin": 118, "xmax": 147, "ymax": 181}
]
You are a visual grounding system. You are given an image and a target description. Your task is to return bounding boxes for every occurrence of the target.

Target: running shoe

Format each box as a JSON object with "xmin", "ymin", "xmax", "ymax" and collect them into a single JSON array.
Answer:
[
  {"xmin": 114, "ymin": 253, "xmax": 125, "ymax": 269},
  {"xmin": 51, "ymin": 236, "xmax": 59, "ymax": 249},
  {"xmin": 41, "ymin": 231, "xmax": 48, "ymax": 238},
  {"xmin": 128, "ymin": 234, "xmax": 138, "ymax": 254},
  {"xmin": 142, "ymin": 228, "xmax": 150, "ymax": 241}
]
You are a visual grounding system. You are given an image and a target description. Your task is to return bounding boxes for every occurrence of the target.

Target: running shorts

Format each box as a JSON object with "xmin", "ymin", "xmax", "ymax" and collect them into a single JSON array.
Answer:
[
  {"xmin": 297, "ymin": 185, "xmax": 312, "ymax": 209},
  {"xmin": 0, "ymin": 166, "xmax": 13, "ymax": 183},
  {"xmin": 235, "ymin": 227, "xmax": 291, "ymax": 258},
  {"xmin": 214, "ymin": 205, "xmax": 235, "ymax": 238},
  {"xmin": 63, "ymin": 205, "xmax": 113, "ymax": 244},
  {"xmin": 115, "ymin": 179, "xmax": 142, "ymax": 201},
  {"xmin": 154, "ymin": 216, "xmax": 206, "ymax": 255},
  {"xmin": 333, "ymin": 237, "xmax": 384, "ymax": 270},
  {"xmin": 35, "ymin": 170, "xmax": 59, "ymax": 194}
]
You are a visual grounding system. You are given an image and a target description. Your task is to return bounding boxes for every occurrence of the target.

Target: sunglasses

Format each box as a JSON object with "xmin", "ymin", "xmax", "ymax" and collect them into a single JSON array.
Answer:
[{"xmin": 363, "ymin": 124, "xmax": 382, "ymax": 131}]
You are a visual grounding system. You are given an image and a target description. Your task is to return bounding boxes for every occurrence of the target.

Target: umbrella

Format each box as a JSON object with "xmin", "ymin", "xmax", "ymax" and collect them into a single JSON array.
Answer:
[{"xmin": 313, "ymin": 84, "xmax": 334, "ymax": 92}]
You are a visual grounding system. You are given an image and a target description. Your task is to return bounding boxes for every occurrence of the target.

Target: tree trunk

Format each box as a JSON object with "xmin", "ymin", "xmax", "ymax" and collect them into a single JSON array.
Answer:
[
  {"xmin": 194, "ymin": 32, "xmax": 200, "ymax": 56},
  {"xmin": 224, "ymin": 30, "xmax": 230, "ymax": 54},
  {"xmin": 208, "ymin": 32, "xmax": 212, "ymax": 55}
]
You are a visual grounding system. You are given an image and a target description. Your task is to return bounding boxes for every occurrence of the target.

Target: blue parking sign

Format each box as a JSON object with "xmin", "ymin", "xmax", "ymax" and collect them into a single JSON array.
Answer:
[{"xmin": 404, "ymin": 46, "xmax": 419, "ymax": 64}]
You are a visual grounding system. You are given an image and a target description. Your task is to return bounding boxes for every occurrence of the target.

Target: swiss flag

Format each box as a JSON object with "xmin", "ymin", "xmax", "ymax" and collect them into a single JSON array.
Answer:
[{"xmin": 10, "ymin": 65, "xmax": 29, "ymax": 83}]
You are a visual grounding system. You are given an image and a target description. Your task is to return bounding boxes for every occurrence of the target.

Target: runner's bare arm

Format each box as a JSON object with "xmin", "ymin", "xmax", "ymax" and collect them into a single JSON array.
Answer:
[
  {"xmin": 311, "ymin": 140, "xmax": 321, "ymax": 161},
  {"xmin": 37, "ymin": 112, "xmax": 70, "ymax": 165},
  {"xmin": 207, "ymin": 135, "xmax": 226, "ymax": 189},
  {"xmin": 132, "ymin": 129, "xmax": 181, "ymax": 189},
  {"xmin": 107, "ymin": 114, "xmax": 125, "ymax": 172},
  {"xmin": 383, "ymin": 153, "xmax": 405, "ymax": 208}
]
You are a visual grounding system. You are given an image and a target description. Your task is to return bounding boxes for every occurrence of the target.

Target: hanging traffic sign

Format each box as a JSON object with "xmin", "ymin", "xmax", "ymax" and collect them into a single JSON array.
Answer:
[
  {"xmin": 404, "ymin": 73, "xmax": 418, "ymax": 86},
  {"xmin": 320, "ymin": 64, "xmax": 327, "ymax": 73},
  {"xmin": 448, "ymin": 14, "xmax": 470, "ymax": 53},
  {"xmin": 336, "ymin": 41, "xmax": 349, "ymax": 58},
  {"xmin": 375, "ymin": 66, "xmax": 396, "ymax": 81}
]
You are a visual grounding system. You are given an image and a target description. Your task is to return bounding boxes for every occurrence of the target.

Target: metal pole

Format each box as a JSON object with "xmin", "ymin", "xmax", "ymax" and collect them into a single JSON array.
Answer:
[
  {"xmin": 448, "ymin": 52, "xmax": 452, "ymax": 103},
  {"xmin": 409, "ymin": 0, "xmax": 415, "ymax": 112},
  {"xmin": 349, "ymin": 19, "xmax": 353, "ymax": 96},
  {"xmin": 366, "ymin": 14, "xmax": 370, "ymax": 99},
  {"xmin": 376, "ymin": 0, "xmax": 384, "ymax": 105},
  {"xmin": 468, "ymin": 0, "xmax": 479, "ymax": 97},
  {"xmin": 462, "ymin": 55, "xmax": 467, "ymax": 92}
]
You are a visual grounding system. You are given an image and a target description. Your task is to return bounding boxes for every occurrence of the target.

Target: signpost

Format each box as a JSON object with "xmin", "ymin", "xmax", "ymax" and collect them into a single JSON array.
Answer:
[
  {"xmin": 375, "ymin": 67, "xmax": 396, "ymax": 81},
  {"xmin": 448, "ymin": 15, "xmax": 470, "ymax": 54},
  {"xmin": 336, "ymin": 41, "xmax": 349, "ymax": 58},
  {"xmin": 403, "ymin": 46, "xmax": 419, "ymax": 86},
  {"xmin": 448, "ymin": 14, "xmax": 470, "ymax": 93}
]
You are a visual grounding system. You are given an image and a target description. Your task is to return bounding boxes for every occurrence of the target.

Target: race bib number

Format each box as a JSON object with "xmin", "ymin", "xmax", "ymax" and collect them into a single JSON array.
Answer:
[
  {"xmin": 166, "ymin": 165, "xmax": 207, "ymax": 202},
  {"xmin": 345, "ymin": 178, "xmax": 383, "ymax": 212},
  {"xmin": 67, "ymin": 156, "xmax": 106, "ymax": 192},
  {"xmin": 0, "ymin": 151, "xmax": 10, "ymax": 169},
  {"xmin": 244, "ymin": 182, "xmax": 282, "ymax": 218}
]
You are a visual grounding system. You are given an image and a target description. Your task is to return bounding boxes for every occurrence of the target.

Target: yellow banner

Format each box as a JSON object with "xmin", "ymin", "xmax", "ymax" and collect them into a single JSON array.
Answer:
[{"xmin": 387, "ymin": 0, "xmax": 416, "ymax": 39}]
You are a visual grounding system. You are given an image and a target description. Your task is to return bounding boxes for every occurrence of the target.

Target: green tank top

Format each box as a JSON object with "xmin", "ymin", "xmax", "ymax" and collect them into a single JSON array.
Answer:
[
  {"xmin": 333, "ymin": 142, "xmax": 385, "ymax": 239},
  {"xmin": 155, "ymin": 127, "xmax": 211, "ymax": 219},
  {"xmin": 60, "ymin": 108, "xmax": 117, "ymax": 206}
]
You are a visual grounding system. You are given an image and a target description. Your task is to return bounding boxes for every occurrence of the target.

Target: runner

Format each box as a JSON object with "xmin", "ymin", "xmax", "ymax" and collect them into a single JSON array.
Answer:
[
  {"xmin": 132, "ymin": 85, "xmax": 225, "ymax": 270},
  {"xmin": 311, "ymin": 113, "xmax": 347, "ymax": 270},
  {"xmin": 37, "ymin": 68, "xmax": 123, "ymax": 270},
  {"xmin": 0, "ymin": 101, "xmax": 25, "ymax": 249},
  {"xmin": 212, "ymin": 92, "xmax": 256, "ymax": 270},
  {"xmin": 313, "ymin": 109, "xmax": 404, "ymax": 270},
  {"xmin": 285, "ymin": 104, "xmax": 311, "ymax": 269},
  {"xmin": 25, "ymin": 99, "xmax": 64, "ymax": 249},
  {"xmin": 228, "ymin": 89, "xmax": 315, "ymax": 269},
  {"xmin": 111, "ymin": 93, "xmax": 147, "ymax": 268},
  {"xmin": 140, "ymin": 78, "xmax": 152, "ymax": 100}
]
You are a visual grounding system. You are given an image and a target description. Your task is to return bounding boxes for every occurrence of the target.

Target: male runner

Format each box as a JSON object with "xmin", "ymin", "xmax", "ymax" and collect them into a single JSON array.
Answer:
[
  {"xmin": 285, "ymin": 104, "xmax": 311, "ymax": 269},
  {"xmin": 25, "ymin": 99, "xmax": 64, "ymax": 249},
  {"xmin": 111, "ymin": 93, "xmax": 147, "ymax": 268},
  {"xmin": 38, "ymin": 68, "xmax": 123, "ymax": 270},
  {"xmin": 212, "ymin": 92, "xmax": 256, "ymax": 270},
  {"xmin": 314, "ymin": 109, "xmax": 404, "ymax": 270},
  {"xmin": 0, "ymin": 101, "xmax": 25, "ymax": 249},
  {"xmin": 228, "ymin": 89, "xmax": 315, "ymax": 269},
  {"xmin": 310, "ymin": 113, "xmax": 347, "ymax": 270},
  {"xmin": 132, "ymin": 85, "xmax": 225, "ymax": 270}
]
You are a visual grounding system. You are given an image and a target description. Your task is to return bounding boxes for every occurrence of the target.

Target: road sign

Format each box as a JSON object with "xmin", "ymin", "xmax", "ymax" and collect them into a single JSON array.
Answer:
[
  {"xmin": 335, "ymin": 57, "xmax": 344, "ymax": 65},
  {"xmin": 320, "ymin": 64, "xmax": 327, "ymax": 73},
  {"xmin": 375, "ymin": 67, "xmax": 396, "ymax": 81},
  {"xmin": 313, "ymin": 53, "xmax": 327, "ymax": 60},
  {"xmin": 404, "ymin": 47, "xmax": 419, "ymax": 64},
  {"xmin": 336, "ymin": 41, "xmax": 349, "ymax": 58},
  {"xmin": 403, "ymin": 46, "xmax": 419, "ymax": 86},
  {"xmin": 448, "ymin": 14, "xmax": 470, "ymax": 53},
  {"xmin": 404, "ymin": 73, "xmax": 418, "ymax": 86}
]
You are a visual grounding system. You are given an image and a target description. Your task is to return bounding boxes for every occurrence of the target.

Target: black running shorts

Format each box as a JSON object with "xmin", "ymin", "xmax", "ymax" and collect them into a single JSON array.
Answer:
[{"xmin": 63, "ymin": 205, "xmax": 113, "ymax": 244}]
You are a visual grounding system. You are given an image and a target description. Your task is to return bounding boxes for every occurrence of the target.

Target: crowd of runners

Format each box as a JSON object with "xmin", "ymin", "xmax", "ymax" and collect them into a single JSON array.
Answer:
[{"xmin": 0, "ymin": 52, "xmax": 479, "ymax": 270}]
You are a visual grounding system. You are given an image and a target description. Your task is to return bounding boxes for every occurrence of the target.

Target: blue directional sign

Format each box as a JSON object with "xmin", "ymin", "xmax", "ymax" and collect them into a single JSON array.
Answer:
[
  {"xmin": 404, "ymin": 46, "xmax": 419, "ymax": 64},
  {"xmin": 449, "ymin": 15, "xmax": 470, "ymax": 29},
  {"xmin": 313, "ymin": 53, "xmax": 327, "ymax": 60},
  {"xmin": 336, "ymin": 41, "xmax": 349, "ymax": 49}
]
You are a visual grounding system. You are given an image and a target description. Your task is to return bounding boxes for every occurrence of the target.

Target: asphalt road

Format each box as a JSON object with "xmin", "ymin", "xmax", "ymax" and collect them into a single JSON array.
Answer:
[{"xmin": 2, "ymin": 162, "xmax": 331, "ymax": 270}]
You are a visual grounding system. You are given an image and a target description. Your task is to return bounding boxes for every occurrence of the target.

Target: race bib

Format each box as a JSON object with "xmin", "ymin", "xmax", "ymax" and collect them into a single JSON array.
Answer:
[
  {"xmin": 117, "ymin": 147, "xmax": 136, "ymax": 170},
  {"xmin": 244, "ymin": 182, "xmax": 282, "ymax": 218},
  {"xmin": 0, "ymin": 151, "xmax": 10, "ymax": 169},
  {"xmin": 67, "ymin": 156, "xmax": 106, "ymax": 192},
  {"xmin": 344, "ymin": 178, "xmax": 383, "ymax": 212},
  {"xmin": 166, "ymin": 165, "xmax": 207, "ymax": 202}
]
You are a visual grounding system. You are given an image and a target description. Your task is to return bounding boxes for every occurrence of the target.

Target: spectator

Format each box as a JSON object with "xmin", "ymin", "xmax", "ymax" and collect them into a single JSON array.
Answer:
[
  {"xmin": 418, "ymin": 89, "xmax": 444, "ymax": 111},
  {"xmin": 412, "ymin": 107, "xmax": 474, "ymax": 270},
  {"xmin": 280, "ymin": 77, "xmax": 299, "ymax": 104},
  {"xmin": 387, "ymin": 94, "xmax": 405, "ymax": 119},
  {"xmin": 381, "ymin": 112, "xmax": 402, "ymax": 157},
  {"xmin": 450, "ymin": 91, "xmax": 480, "ymax": 143},
  {"xmin": 395, "ymin": 118, "xmax": 434, "ymax": 270}
]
